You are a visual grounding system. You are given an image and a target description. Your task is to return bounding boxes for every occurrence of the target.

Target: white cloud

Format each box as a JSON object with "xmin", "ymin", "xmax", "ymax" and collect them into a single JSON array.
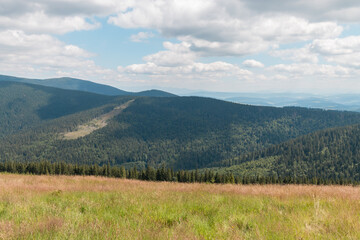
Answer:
[
  {"xmin": 1, "ymin": 0, "xmax": 360, "ymax": 93},
  {"xmin": 310, "ymin": 36, "xmax": 360, "ymax": 67},
  {"xmin": 243, "ymin": 59, "xmax": 264, "ymax": 68},
  {"xmin": 270, "ymin": 47, "xmax": 318, "ymax": 63},
  {"xmin": 142, "ymin": 42, "xmax": 196, "ymax": 67},
  {"xmin": 0, "ymin": 30, "xmax": 116, "ymax": 82},
  {"xmin": 311, "ymin": 36, "xmax": 360, "ymax": 55},
  {"xmin": 119, "ymin": 40, "xmax": 251, "ymax": 78},
  {"xmin": 241, "ymin": 0, "xmax": 360, "ymax": 22},
  {"xmin": 263, "ymin": 62, "xmax": 360, "ymax": 93},
  {"xmin": 273, "ymin": 36, "xmax": 360, "ymax": 67},
  {"xmin": 117, "ymin": 59, "xmax": 256, "ymax": 92},
  {"xmin": 268, "ymin": 63, "xmax": 351, "ymax": 78},
  {"xmin": 108, "ymin": 0, "xmax": 343, "ymax": 57},
  {"xmin": 0, "ymin": 12, "xmax": 99, "ymax": 34},
  {"xmin": 130, "ymin": 31, "xmax": 154, "ymax": 42},
  {"xmin": 120, "ymin": 61, "xmax": 250, "ymax": 76}
]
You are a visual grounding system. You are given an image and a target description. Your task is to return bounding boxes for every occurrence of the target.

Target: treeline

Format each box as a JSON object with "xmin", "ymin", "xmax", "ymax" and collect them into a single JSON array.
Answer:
[{"xmin": 0, "ymin": 161, "xmax": 358, "ymax": 185}]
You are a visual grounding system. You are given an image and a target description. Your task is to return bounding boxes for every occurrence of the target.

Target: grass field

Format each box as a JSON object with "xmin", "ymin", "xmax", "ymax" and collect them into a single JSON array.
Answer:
[{"xmin": 0, "ymin": 174, "xmax": 360, "ymax": 239}]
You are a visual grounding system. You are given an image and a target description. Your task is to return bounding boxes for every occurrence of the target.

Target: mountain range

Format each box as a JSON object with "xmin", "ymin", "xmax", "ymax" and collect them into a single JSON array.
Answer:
[
  {"xmin": 0, "ymin": 74, "xmax": 176, "ymax": 97},
  {"xmin": 185, "ymin": 91, "xmax": 360, "ymax": 112},
  {"xmin": 2, "ymin": 74, "xmax": 360, "ymax": 181}
]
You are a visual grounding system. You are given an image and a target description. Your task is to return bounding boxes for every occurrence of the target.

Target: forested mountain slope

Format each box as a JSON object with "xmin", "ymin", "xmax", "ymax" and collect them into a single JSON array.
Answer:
[
  {"xmin": 2, "ymin": 90, "xmax": 360, "ymax": 170},
  {"xmin": 211, "ymin": 124, "xmax": 360, "ymax": 181},
  {"xmin": 0, "ymin": 81, "xmax": 114, "ymax": 137}
]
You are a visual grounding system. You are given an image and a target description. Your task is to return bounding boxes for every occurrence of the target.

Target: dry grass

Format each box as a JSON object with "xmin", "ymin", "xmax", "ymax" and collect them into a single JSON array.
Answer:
[
  {"xmin": 1, "ymin": 174, "xmax": 360, "ymax": 239},
  {"xmin": 62, "ymin": 99, "xmax": 134, "ymax": 140},
  {"xmin": 1, "ymin": 174, "xmax": 359, "ymax": 199}
]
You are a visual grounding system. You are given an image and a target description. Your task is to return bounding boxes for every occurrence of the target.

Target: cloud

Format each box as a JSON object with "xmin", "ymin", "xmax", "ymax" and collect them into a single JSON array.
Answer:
[
  {"xmin": 309, "ymin": 36, "xmax": 360, "ymax": 67},
  {"xmin": 264, "ymin": 62, "xmax": 360, "ymax": 93},
  {"xmin": 311, "ymin": 36, "xmax": 360, "ymax": 55},
  {"xmin": 130, "ymin": 31, "xmax": 154, "ymax": 42},
  {"xmin": 0, "ymin": 12, "xmax": 99, "ymax": 34},
  {"xmin": 0, "ymin": 0, "xmax": 123, "ymax": 34},
  {"xmin": 270, "ymin": 36, "xmax": 360, "ymax": 67},
  {"xmin": 243, "ymin": 59, "xmax": 264, "ymax": 68},
  {"xmin": 0, "ymin": 30, "xmax": 117, "ymax": 82},
  {"xmin": 117, "ymin": 59, "xmax": 255, "ymax": 92},
  {"xmin": 268, "ymin": 63, "xmax": 351, "ymax": 78},
  {"xmin": 120, "ymin": 61, "xmax": 250, "ymax": 76},
  {"xmin": 270, "ymin": 47, "xmax": 318, "ymax": 63},
  {"xmin": 108, "ymin": 0, "xmax": 343, "ymax": 57},
  {"xmin": 1, "ymin": 0, "xmax": 360, "ymax": 93},
  {"xmin": 241, "ymin": 0, "xmax": 360, "ymax": 22},
  {"xmin": 142, "ymin": 42, "xmax": 196, "ymax": 67},
  {"xmin": 119, "ymin": 40, "xmax": 251, "ymax": 77}
]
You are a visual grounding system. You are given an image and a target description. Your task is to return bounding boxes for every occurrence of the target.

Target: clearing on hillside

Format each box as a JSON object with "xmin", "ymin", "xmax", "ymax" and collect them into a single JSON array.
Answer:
[{"xmin": 61, "ymin": 99, "xmax": 134, "ymax": 140}]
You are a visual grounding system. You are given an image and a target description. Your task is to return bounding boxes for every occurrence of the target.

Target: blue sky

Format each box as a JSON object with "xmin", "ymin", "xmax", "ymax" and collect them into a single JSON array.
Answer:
[
  {"xmin": 1, "ymin": 0, "xmax": 360, "ymax": 93},
  {"xmin": 59, "ymin": 20, "xmax": 166, "ymax": 68}
]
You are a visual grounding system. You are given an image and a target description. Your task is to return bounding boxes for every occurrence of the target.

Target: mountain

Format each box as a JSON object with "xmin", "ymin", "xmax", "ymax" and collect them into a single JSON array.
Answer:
[
  {"xmin": 0, "ymin": 74, "xmax": 176, "ymax": 97},
  {"xmin": 133, "ymin": 89, "xmax": 177, "ymax": 97},
  {"xmin": 0, "ymin": 81, "xmax": 115, "ymax": 137},
  {"xmin": 0, "ymin": 75, "xmax": 128, "ymax": 96},
  {"xmin": 2, "ymin": 83, "xmax": 360, "ymax": 170}
]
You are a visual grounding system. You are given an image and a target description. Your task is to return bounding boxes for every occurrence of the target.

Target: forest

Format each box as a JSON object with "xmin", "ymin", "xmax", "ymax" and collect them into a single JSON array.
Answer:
[
  {"xmin": 211, "ymin": 123, "xmax": 360, "ymax": 181},
  {"xmin": 0, "ymin": 161, "xmax": 357, "ymax": 185},
  {"xmin": 2, "ymin": 81, "xmax": 360, "ymax": 183}
]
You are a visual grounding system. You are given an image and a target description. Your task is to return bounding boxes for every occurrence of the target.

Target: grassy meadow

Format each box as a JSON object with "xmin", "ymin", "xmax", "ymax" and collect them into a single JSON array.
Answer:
[{"xmin": 0, "ymin": 174, "xmax": 360, "ymax": 239}]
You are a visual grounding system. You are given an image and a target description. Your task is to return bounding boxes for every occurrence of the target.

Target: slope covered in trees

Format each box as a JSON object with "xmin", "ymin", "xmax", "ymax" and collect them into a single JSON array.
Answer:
[
  {"xmin": 0, "ymin": 81, "xmax": 114, "ymax": 137},
  {"xmin": 2, "ymin": 85, "xmax": 360, "ymax": 170},
  {"xmin": 212, "ymin": 124, "xmax": 360, "ymax": 182}
]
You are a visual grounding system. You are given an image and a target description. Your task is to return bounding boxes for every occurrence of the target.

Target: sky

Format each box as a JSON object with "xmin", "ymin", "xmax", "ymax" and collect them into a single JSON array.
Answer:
[{"xmin": 1, "ymin": 0, "xmax": 360, "ymax": 94}]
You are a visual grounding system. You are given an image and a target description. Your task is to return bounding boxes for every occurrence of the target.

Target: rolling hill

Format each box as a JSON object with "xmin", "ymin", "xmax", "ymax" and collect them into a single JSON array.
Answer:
[
  {"xmin": 0, "ymin": 74, "xmax": 176, "ymax": 97},
  {"xmin": 2, "ymin": 82, "xmax": 360, "ymax": 171}
]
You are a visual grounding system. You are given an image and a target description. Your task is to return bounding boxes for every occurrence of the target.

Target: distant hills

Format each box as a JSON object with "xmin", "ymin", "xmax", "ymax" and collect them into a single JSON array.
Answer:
[
  {"xmin": 4, "ymin": 74, "xmax": 360, "ymax": 112},
  {"xmin": 0, "ymin": 74, "xmax": 176, "ymax": 97},
  {"xmin": 185, "ymin": 91, "xmax": 360, "ymax": 112}
]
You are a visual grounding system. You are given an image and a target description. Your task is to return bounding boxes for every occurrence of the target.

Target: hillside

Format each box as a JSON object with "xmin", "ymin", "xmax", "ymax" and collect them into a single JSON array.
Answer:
[
  {"xmin": 0, "ymin": 74, "xmax": 176, "ymax": 97},
  {"xmin": 0, "ymin": 81, "xmax": 115, "ymax": 137},
  {"xmin": 2, "ymin": 85, "xmax": 360, "ymax": 170},
  {"xmin": 211, "ymin": 124, "xmax": 360, "ymax": 181}
]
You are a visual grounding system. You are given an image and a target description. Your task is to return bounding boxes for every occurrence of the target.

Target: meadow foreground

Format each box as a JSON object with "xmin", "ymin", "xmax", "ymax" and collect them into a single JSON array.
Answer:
[{"xmin": 0, "ymin": 174, "xmax": 359, "ymax": 239}]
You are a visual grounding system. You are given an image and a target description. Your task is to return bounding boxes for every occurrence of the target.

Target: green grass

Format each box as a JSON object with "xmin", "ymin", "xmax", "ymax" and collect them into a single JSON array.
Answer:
[{"xmin": 1, "ymin": 174, "xmax": 359, "ymax": 239}]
